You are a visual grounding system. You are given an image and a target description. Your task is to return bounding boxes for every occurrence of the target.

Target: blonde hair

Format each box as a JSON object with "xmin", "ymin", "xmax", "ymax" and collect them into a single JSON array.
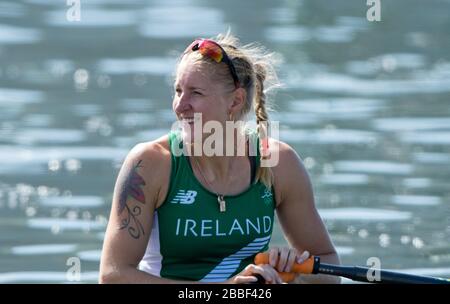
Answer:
[{"xmin": 177, "ymin": 31, "xmax": 281, "ymax": 189}]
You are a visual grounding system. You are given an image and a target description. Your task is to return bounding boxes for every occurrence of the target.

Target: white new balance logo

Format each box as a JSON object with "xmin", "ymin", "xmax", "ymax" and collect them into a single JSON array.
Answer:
[
  {"xmin": 261, "ymin": 188, "xmax": 272, "ymax": 199},
  {"xmin": 171, "ymin": 190, "xmax": 197, "ymax": 205}
]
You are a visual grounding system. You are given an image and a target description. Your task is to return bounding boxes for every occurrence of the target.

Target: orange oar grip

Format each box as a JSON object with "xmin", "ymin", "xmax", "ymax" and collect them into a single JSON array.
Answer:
[{"xmin": 254, "ymin": 252, "xmax": 316, "ymax": 275}]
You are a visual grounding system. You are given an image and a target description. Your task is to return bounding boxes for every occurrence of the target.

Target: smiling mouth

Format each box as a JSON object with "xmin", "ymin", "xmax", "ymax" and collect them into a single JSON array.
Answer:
[{"xmin": 180, "ymin": 117, "xmax": 199, "ymax": 124}]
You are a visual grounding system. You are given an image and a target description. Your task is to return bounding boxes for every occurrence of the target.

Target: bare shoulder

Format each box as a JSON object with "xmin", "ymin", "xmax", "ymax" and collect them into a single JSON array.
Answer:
[
  {"xmin": 128, "ymin": 135, "xmax": 171, "ymax": 165},
  {"xmin": 269, "ymin": 138, "xmax": 306, "ymax": 176},
  {"xmin": 121, "ymin": 135, "xmax": 172, "ymax": 208},
  {"xmin": 268, "ymin": 138, "xmax": 312, "ymax": 206}
]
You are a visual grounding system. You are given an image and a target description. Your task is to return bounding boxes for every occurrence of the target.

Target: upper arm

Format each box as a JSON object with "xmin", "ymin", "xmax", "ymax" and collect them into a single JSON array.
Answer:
[
  {"xmin": 272, "ymin": 141, "xmax": 336, "ymax": 256},
  {"xmin": 100, "ymin": 141, "xmax": 170, "ymax": 272}
]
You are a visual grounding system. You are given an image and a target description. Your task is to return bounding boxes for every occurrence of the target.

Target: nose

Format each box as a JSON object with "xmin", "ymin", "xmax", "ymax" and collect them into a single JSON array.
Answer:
[{"xmin": 173, "ymin": 92, "xmax": 192, "ymax": 115}]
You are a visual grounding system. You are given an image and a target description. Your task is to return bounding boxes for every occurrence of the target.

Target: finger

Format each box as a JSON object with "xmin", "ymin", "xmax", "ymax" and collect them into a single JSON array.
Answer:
[
  {"xmin": 252, "ymin": 274, "xmax": 266, "ymax": 284},
  {"xmin": 251, "ymin": 264, "xmax": 282, "ymax": 284},
  {"xmin": 234, "ymin": 275, "xmax": 258, "ymax": 284},
  {"xmin": 242, "ymin": 264, "xmax": 259, "ymax": 276},
  {"xmin": 244, "ymin": 264, "xmax": 274, "ymax": 283},
  {"xmin": 297, "ymin": 250, "xmax": 310, "ymax": 264},
  {"xmin": 265, "ymin": 265, "xmax": 283, "ymax": 284},
  {"xmin": 261, "ymin": 264, "xmax": 283, "ymax": 284},
  {"xmin": 268, "ymin": 247, "xmax": 278, "ymax": 267},
  {"xmin": 272, "ymin": 269, "xmax": 283, "ymax": 284},
  {"xmin": 277, "ymin": 247, "xmax": 289, "ymax": 272},
  {"xmin": 285, "ymin": 248, "xmax": 297, "ymax": 272}
]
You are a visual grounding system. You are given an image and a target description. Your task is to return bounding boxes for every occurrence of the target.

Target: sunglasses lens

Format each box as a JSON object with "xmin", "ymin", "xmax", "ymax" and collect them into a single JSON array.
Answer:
[
  {"xmin": 187, "ymin": 39, "xmax": 239, "ymax": 88},
  {"xmin": 198, "ymin": 40, "xmax": 223, "ymax": 63}
]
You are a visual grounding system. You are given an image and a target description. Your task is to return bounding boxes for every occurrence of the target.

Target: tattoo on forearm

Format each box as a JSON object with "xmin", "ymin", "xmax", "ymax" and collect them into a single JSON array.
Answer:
[{"xmin": 118, "ymin": 160, "xmax": 146, "ymax": 239}]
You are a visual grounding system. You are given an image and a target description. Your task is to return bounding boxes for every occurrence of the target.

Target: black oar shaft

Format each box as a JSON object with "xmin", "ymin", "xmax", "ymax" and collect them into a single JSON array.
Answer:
[{"xmin": 318, "ymin": 263, "xmax": 450, "ymax": 284}]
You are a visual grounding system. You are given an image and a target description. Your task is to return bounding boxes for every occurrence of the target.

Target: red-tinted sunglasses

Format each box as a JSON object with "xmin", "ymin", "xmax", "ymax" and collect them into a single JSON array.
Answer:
[{"xmin": 185, "ymin": 39, "xmax": 240, "ymax": 88}]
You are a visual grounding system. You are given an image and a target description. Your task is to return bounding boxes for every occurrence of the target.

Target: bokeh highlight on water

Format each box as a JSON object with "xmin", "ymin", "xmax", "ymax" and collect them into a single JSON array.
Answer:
[{"xmin": 0, "ymin": 0, "xmax": 449, "ymax": 283}]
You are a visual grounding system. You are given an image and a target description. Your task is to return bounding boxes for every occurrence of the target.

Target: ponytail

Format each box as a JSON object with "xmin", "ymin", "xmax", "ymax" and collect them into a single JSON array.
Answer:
[{"xmin": 253, "ymin": 63, "xmax": 273, "ymax": 189}]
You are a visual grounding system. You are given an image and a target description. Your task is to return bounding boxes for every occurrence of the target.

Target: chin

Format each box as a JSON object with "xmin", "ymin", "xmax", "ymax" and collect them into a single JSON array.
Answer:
[
  {"xmin": 180, "ymin": 123, "xmax": 202, "ymax": 153},
  {"xmin": 181, "ymin": 126, "xmax": 195, "ymax": 142}
]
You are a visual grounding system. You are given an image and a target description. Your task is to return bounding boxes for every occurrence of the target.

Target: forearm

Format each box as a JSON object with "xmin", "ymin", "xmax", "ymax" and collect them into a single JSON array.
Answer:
[
  {"xmin": 99, "ymin": 266, "xmax": 200, "ymax": 284},
  {"xmin": 292, "ymin": 252, "xmax": 341, "ymax": 284}
]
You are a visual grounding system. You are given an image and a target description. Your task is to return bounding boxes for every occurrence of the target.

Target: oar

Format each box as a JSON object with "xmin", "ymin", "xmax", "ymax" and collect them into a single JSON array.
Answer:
[{"xmin": 254, "ymin": 253, "xmax": 450, "ymax": 284}]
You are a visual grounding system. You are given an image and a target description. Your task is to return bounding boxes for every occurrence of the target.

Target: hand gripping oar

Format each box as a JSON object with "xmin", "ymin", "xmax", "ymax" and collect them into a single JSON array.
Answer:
[{"xmin": 254, "ymin": 253, "xmax": 450, "ymax": 284}]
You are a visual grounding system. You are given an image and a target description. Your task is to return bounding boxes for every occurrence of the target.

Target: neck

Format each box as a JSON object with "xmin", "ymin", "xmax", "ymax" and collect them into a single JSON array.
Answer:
[
  {"xmin": 189, "ymin": 143, "xmax": 252, "ymax": 197},
  {"xmin": 192, "ymin": 155, "xmax": 238, "ymax": 182},
  {"xmin": 184, "ymin": 126, "xmax": 250, "ymax": 175}
]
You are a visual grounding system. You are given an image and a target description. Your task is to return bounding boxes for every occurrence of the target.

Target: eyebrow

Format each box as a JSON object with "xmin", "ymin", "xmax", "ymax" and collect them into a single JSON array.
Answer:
[{"xmin": 174, "ymin": 84, "xmax": 206, "ymax": 91}]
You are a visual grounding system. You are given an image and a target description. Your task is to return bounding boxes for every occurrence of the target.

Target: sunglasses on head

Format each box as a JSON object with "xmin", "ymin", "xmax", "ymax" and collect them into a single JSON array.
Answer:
[{"xmin": 185, "ymin": 39, "xmax": 240, "ymax": 89}]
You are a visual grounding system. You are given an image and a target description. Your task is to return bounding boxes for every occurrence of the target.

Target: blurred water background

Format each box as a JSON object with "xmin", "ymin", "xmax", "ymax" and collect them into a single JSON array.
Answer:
[{"xmin": 0, "ymin": 0, "xmax": 449, "ymax": 283}]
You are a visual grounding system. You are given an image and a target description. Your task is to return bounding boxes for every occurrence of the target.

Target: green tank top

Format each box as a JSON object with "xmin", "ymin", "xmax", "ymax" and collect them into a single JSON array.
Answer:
[{"xmin": 138, "ymin": 130, "xmax": 275, "ymax": 282}]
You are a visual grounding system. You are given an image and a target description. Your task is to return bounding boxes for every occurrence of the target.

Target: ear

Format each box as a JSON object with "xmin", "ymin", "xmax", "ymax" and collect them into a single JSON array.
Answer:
[{"xmin": 228, "ymin": 88, "xmax": 246, "ymax": 115}]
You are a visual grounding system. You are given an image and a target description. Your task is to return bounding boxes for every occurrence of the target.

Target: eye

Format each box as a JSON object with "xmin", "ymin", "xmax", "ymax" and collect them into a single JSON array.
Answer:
[
  {"xmin": 193, "ymin": 91, "xmax": 203, "ymax": 96},
  {"xmin": 174, "ymin": 88, "xmax": 182, "ymax": 96}
]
